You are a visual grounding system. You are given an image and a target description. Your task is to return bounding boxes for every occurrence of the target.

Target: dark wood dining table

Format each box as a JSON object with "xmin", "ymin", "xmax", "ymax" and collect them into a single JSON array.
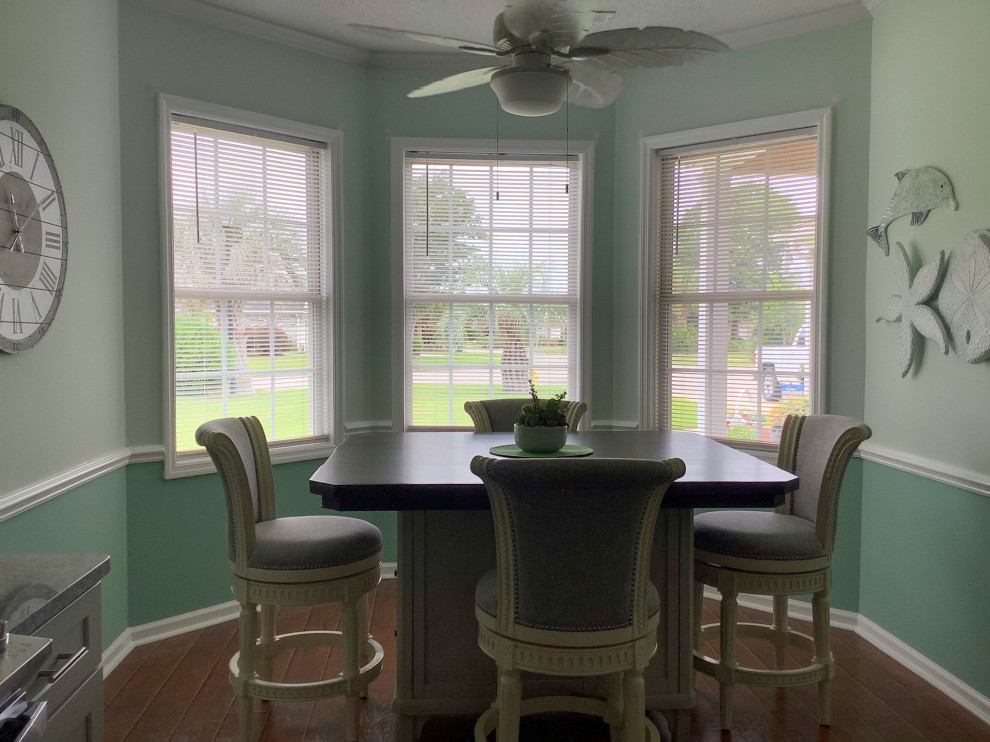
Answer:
[{"xmin": 310, "ymin": 430, "xmax": 797, "ymax": 741}]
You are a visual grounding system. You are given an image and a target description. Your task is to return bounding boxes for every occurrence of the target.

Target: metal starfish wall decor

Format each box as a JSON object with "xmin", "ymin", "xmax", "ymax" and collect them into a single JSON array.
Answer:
[{"xmin": 876, "ymin": 242, "xmax": 949, "ymax": 377}]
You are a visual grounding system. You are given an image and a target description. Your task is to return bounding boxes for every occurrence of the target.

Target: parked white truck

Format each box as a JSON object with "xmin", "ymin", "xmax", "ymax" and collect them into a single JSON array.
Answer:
[{"xmin": 758, "ymin": 324, "xmax": 810, "ymax": 401}]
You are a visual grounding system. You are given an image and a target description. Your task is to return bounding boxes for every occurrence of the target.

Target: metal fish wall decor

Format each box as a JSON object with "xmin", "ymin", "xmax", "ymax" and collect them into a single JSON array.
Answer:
[{"xmin": 867, "ymin": 166, "xmax": 957, "ymax": 255}]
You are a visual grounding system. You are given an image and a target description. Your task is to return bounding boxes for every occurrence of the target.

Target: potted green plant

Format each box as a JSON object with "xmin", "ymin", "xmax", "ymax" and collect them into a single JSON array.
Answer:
[{"xmin": 514, "ymin": 381, "xmax": 568, "ymax": 453}]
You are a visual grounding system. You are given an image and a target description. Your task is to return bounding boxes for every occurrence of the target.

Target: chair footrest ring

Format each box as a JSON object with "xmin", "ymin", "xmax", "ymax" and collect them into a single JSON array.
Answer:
[
  {"xmin": 473, "ymin": 695, "xmax": 661, "ymax": 742},
  {"xmin": 694, "ymin": 649, "xmax": 833, "ymax": 687},
  {"xmin": 698, "ymin": 621, "xmax": 817, "ymax": 652},
  {"xmin": 231, "ymin": 633, "xmax": 384, "ymax": 702}
]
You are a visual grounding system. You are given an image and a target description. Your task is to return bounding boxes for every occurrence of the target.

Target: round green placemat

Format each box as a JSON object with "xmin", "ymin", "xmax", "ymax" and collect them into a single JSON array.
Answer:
[{"xmin": 489, "ymin": 444, "xmax": 594, "ymax": 458}]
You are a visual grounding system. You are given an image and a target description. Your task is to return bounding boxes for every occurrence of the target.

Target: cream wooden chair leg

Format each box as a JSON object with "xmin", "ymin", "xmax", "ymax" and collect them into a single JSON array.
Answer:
[
  {"xmin": 237, "ymin": 601, "xmax": 257, "ymax": 742},
  {"xmin": 693, "ymin": 580, "xmax": 704, "ymax": 652},
  {"xmin": 496, "ymin": 669, "xmax": 522, "ymax": 742},
  {"xmin": 718, "ymin": 588, "xmax": 738, "ymax": 731},
  {"xmin": 342, "ymin": 599, "xmax": 361, "ymax": 741},
  {"xmin": 772, "ymin": 595, "xmax": 789, "ymax": 669},
  {"xmin": 606, "ymin": 672, "xmax": 624, "ymax": 742},
  {"xmin": 812, "ymin": 589, "xmax": 833, "ymax": 725},
  {"xmin": 258, "ymin": 605, "xmax": 275, "ymax": 681},
  {"xmin": 358, "ymin": 594, "xmax": 370, "ymax": 698},
  {"xmin": 623, "ymin": 668, "xmax": 646, "ymax": 742}
]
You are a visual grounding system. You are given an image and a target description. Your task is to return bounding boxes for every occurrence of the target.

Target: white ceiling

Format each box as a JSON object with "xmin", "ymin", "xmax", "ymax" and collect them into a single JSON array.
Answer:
[{"xmin": 147, "ymin": 0, "xmax": 873, "ymax": 63}]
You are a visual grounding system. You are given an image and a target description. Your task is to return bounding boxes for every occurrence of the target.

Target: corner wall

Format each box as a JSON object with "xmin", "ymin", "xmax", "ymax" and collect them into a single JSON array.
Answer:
[
  {"xmin": 611, "ymin": 21, "xmax": 874, "ymax": 610},
  {"xmin": 861, "ymin": 0, "xmax": 990, "ymax": 697},
  {"xmin": 117, "ymin": 0, "xmax": 395, "ymax": 625},
  {"xmin": 0, "ymin": 0, "xmax": 127, "ymax": 648}
]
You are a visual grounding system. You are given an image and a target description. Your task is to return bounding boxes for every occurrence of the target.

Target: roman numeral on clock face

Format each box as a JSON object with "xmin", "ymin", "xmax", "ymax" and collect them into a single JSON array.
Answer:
[
  {"xmin": 31, "ymin": 292, "xmax": 42, "ymax": 320},
  {"xmin": 11, "ymin": 129, "xmax": 23, "ymax": 168},
  {"xmin": 44, "ymin": 230, "xmax": 61, "ymax": 254},
  {"xmin": 39, "ymin": 191, "xmax": 56, "ymax": 212},
  {"xmin": 38, "ymin": 262, "xmax": 58, "ymax": 294},
  {"xmin": 11, "ymin": 296, "xmax": 22, "ymax": 334}
]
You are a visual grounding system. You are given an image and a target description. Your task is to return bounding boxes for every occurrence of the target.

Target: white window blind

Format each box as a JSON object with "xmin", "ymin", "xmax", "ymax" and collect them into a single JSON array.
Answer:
[
  {"xmin": 654, "ymin": 132, "xmax": 820, "ymax": 442},
  {"xmin": 403, "ymin": 152, "xmax": 581, "ymax": 428},
  {"xmin": 168, "ymin": 117, "xmax": 329, "ymax": 458}
]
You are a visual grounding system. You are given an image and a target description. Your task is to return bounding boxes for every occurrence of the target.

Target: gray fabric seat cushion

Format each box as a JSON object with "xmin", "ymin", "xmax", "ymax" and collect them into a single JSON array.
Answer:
[
  {"xmin": 694, "ymin": 511, "xmax": 825, "ymax": 562},
  {"xmin": 474, "ymin": 568, "xmax": 661, "ymax": 631},
  {"xmin": 248, "ymin": 516, "xmax": 382, "ymax": 571}
]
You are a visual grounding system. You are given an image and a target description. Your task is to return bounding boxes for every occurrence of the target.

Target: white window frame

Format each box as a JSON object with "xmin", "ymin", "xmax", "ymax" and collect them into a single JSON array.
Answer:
[
  {"xmin": 159, "ymin": 95, "xmax": 343, "ymax": 477},
  {"xmin": 390, "ymin": 137, "xmax": 594, "ymax": 431},
  {"xmin": 639, "ymin": 110, "xmax": 831, "ymax": 451}
]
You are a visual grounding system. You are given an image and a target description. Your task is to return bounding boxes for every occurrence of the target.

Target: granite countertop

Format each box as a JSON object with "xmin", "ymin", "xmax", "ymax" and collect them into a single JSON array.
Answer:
[{"xmin": 0, "ymin": 554, "xmax": 110, "ymax": 636}]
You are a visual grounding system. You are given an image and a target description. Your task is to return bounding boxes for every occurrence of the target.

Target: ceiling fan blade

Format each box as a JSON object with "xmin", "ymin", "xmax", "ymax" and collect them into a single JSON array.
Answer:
[
  {"xmin": 503, "ymin": 0, "xmax": 597, "ymax": 50},
  {"xmin": 564, "ymin": 63, "xmax": 622, "ymax": 109},
  {"xmin": 349, "ymin": 24, "xmax": 498, "ymax": 55},
  {"xmin": 569, "ymin": 26, "xmax": 727, "ymax": 69},
  {"xmin": 407, "ymin": 66, "xmax": 503, "ymax": 98}
]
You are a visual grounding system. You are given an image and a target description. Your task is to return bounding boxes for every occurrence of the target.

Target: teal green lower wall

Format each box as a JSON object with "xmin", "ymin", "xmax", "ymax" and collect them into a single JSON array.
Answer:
[
  {"xmin": 125, "ymin": 459, "xmax": 396, "ymax": 626},
  {"xmin": 0, "ymin": 469, "xmax": 129, "ymax": 651},
  {"xmin": 859, "ymin": 461, "xmax": 990, "ymax": 698}
]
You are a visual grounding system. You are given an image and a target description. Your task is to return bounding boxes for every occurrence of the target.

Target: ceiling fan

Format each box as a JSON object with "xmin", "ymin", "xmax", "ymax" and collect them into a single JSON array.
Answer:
[{"xmin": 351, "ymin": 0, "xmax": 728, "ymax": 117}]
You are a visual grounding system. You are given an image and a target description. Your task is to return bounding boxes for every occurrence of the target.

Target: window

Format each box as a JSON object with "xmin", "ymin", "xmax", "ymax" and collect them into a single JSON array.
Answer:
[
  {"xmin": 161, "ymin": 96, "xmax": 340, "ymax": 476},
  {"xmin": 393, "ymin": 139, "xmax": 591, "ymax": 429},
  {"xmin": 643, "ymin": 111, "xmax": 829, "ymax": 444}
]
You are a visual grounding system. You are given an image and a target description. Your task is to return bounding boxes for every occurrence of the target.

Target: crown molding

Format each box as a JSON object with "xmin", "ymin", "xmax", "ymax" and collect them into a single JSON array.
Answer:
[
  {"xmin": 718, "ymin": 2, "xmax": 871, "ymax": 49},
  {"xmin": 139, "ymin": 0, "xmax": 368, "ymax": 65},
  {"xmin": 862, "ymin": 0, "xmax": 898, "ymax": 16},
  {"xmin": 139, "ymin": 0, "xmax": 870, "ymax": 70}
]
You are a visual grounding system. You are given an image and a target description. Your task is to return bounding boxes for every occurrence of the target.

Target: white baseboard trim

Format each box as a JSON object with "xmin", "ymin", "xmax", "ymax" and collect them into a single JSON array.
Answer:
[
  {"xmin": 102, "ymin": 628, "xmax": 134, "ymax": 677},
  {"xmin": 856, "ymin": 614, "xmax": 990, "ymax": 725},
  {"xmin": 103, "ymin": 562, "xmax": 399, "ymax": 678},
  {"xmin": 702, "ymin": 587, "xmax": 990, "ymax": 726}
]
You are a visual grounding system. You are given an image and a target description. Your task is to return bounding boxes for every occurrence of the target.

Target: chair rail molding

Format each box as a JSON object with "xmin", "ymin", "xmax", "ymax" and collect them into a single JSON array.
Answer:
[
  {"xmin": 0, "ymin": 446, "xmax": 164, "ymax": 524},
  {"xmin": 859, "ymin": 442, "xmax": 990, "ymax": 499}
]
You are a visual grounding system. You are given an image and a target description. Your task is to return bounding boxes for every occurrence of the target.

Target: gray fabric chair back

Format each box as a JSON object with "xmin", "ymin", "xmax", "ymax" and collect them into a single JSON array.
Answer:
[
  {"xmin": 195, "ymin": 416, "xmax": 276, "ymax": 567},
  {"xmin": 466, "ymin": 398, "xmax": 587, "ymax": 432},
  {"xmin": 776, "ymin": 414, "xmax": 871, "ymax": 556},
  {"xmin": 471, "ymin": 456, "xmax": 685, "ymax": 635}
]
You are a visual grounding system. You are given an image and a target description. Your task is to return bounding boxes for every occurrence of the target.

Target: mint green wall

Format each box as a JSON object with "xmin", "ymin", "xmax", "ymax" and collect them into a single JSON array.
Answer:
[
  {"xmin": 126, "ymin": 461, "xmax": 395, "ymax": 625},
  {"xmin": 611, "ymin": 20, "xmax": 872, "ymax": 425},
  {"xmin": 0, "ymin": 472, "xmax": 128, "ymax": 651},
  {"xmin": 116, "ymin": 1, "xmax": 399, "ymax": 625},
  {"xmin": 118, "ymin": 0, "xmax": 371, "ymax": 443},
  {"xmin": 0, "ymin": 0, "xmax": 126, "ymax": 489},
  {"xmin": 0, "ymin": 0, "xmax": 127, "ymax": 649},
  {"xmin": 864, "ymin": 0, "xmax": 990, "ymax": 471},
  {"xmin": 609, "ymin": 22, "xmax": 873, "ymax": 611},
  {"xmin": 860, "ymin": 0, "xmax": 990, "ymax": 697},
  {"xmin": 860, "ymin": 463, "xmax": 990, "ymax": 695},
  {"xmin": 364, "ymin": 68, "xmax": 617, "ymax": 421}
]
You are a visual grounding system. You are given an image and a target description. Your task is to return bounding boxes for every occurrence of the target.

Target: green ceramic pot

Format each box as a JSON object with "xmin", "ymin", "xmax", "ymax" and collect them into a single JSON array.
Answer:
[{"xmin": 513, "ymin": 424, "xmax": 568, "ymax": 454}]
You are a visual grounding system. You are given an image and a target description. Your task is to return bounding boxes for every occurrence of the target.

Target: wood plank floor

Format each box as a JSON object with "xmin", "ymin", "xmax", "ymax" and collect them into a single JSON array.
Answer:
[{"xmin": 105, "ymin": 579, "xmax": 989, "ymax": 741}]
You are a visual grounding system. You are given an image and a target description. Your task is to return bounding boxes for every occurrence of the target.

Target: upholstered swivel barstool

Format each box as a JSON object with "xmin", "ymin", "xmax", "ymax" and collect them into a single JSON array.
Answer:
[
  {"xmin": 196, "ymin": 416, "xmax": 384, "ymax": 742},
  {"xmin": 471, "ymin": 455, "xmax": 685, "ymax": 742},
  {"xmin": 464, "ymin": 398, "xmax": 587, "ymax": 432},
  {"xmin": 693, "ymin": 413, "xmax": 871, "ymax": 730}
]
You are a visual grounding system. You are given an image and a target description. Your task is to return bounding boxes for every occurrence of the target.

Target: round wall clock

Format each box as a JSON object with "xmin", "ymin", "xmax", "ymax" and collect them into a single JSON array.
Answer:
[{"xmin": 0, "ymin": 105, "xmax": 67, "ymax": 354}]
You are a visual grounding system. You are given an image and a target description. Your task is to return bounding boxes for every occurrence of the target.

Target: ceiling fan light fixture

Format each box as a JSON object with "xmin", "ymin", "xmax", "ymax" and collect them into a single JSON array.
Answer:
[{"xmin": 490, "ymin": 65, "xmax": 570, "ymax": 117}]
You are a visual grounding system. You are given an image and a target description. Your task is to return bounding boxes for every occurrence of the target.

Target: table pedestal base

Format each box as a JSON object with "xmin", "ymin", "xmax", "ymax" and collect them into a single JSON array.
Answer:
[{"xmin": 393, "ymin": 509, "xmax": 696, "ymax": 741}]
